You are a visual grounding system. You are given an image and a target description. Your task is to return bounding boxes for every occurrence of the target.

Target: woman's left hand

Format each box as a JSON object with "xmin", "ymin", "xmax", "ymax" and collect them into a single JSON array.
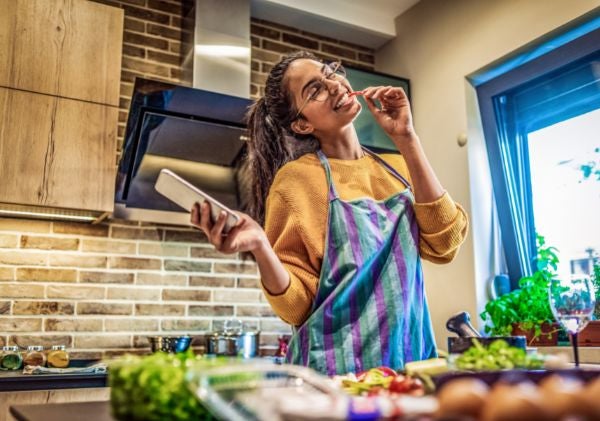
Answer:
[{"xmin": 362, "ymin": 86, "xmax": 417, "ymax": 148}]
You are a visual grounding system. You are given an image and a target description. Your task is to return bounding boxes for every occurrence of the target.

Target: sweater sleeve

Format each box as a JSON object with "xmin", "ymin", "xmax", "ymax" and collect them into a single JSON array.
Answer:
[
  {"xmin": 413, "ymin": 192, "xmax": 469, "ymax": 264},
  {"xmin": 261, "ymin": 189, "xmax": 319, "ymax": 326}
]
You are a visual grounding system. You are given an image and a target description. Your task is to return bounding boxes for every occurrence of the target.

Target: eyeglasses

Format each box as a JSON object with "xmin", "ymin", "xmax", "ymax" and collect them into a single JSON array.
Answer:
[{"xmin": 294, "ymin": 61, "xmax": 346, "ymax": 119}]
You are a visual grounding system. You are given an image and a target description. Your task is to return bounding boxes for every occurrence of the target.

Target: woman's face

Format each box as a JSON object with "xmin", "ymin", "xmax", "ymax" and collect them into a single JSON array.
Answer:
[{"xmin": 285, "ymin": 59, "xmax": 361, "ymax": 135}]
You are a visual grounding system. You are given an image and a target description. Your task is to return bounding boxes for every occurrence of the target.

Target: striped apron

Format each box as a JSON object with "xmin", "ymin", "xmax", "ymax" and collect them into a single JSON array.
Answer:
[{"xmin": 286, "ymin": 148, "xmax": 437, "ymax": 375}]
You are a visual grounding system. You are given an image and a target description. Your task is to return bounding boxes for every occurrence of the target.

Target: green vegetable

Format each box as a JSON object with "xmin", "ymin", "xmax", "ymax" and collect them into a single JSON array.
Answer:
[
  {"xmin": 454, "ymin": 339, "xmax": 544, "ymax": 371},
  {"xmin": 109, "ymin": 351, "xmax": 225, "ymax": 421}
]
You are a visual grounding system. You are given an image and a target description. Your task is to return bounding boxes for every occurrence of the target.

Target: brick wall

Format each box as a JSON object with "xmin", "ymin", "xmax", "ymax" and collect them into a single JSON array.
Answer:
[{"xmin": 0, "ymin": 0, "xmax": 375, "ymax": 359}]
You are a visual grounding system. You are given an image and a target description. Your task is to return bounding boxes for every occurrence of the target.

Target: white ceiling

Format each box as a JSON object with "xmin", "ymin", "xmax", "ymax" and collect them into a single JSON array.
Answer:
[{"xmin": 251, "ymin": 0, "xmax": 421, "ymax": 49}]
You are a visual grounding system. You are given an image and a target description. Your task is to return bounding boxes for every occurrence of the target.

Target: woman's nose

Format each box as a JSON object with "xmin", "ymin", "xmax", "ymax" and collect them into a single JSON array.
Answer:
[{"xmin": 324, "ymin": 77, "xmax": 342, "ymax": 95}]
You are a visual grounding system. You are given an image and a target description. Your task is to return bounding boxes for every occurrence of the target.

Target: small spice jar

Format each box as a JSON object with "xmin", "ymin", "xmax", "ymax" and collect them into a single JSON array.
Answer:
[
  {"xmin": 47, "ymin": 345, "xmax": 70, "ymax": 368},
  {"xmin": 0, "ymin": 346, "xmax": 23, "ymax": 370},
  {"xmin": 23, "ymin": 346, "xmax": 46, "ymax": 367}
]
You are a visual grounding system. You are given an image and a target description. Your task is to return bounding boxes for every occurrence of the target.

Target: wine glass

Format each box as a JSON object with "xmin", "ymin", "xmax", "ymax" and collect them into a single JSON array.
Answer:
[{"xmin": 548, "ymin": 275, "xmax": 596, "ymax": 367}]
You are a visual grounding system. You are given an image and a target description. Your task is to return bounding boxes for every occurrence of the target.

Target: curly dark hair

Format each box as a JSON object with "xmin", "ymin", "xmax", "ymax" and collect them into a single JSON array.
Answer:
[{"xmin": 244, "ymin": 51, "xmax": 320, "ymax": 226}]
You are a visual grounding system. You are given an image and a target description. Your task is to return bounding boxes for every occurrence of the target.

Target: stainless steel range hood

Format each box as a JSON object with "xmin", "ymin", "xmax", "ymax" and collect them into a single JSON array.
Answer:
[{"xmin": 113, "ymin": 0, "xmax": 252, "ymax": 225}]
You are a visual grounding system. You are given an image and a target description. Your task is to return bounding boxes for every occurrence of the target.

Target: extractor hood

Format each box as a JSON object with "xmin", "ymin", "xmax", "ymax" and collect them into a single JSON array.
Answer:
[{"xmin": 114, "ymin": 0, "xmax": 253, "ymax": 225}]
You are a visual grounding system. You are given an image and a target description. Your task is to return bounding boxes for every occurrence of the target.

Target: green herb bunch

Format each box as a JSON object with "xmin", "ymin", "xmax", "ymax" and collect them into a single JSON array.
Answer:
[
  {"xmin": 109, "ymin": 350, "xmax": 222, "ymax": 421},
  {"xmin": 480, "ymin": 234, "xmax": 558, "ymax": 339},
  {"xmin": 454, "ymin": 339, "xmax": 544, "ymax": 371}
]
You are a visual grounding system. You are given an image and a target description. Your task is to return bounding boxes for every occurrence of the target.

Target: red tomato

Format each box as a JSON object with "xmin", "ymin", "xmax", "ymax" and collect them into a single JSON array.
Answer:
[
  {"xmin": 376, "ymin": 366, "xmax": 398, "ymax": 377},
  {"xmin": 388, "ymin": 375, "xmax": 425, "ymax": 395}
]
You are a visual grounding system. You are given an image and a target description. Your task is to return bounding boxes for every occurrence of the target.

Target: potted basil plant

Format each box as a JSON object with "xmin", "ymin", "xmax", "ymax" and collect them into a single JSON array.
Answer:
[{"xmin": 480, "ymin": 235, "xmax": 560, "ymax": 346}]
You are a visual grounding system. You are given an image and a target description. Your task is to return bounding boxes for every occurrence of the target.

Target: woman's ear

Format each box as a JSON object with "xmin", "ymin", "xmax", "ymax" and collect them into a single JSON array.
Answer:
[{"xmin": 291, "ymin": 118, "xmax": 314, "ymax": 135}]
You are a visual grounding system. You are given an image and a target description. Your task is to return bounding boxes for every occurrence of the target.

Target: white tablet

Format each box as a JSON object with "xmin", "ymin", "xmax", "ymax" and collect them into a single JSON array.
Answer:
[{"xmin": 154, "ymin": 169, "xmax": 240, "ymax": 232}]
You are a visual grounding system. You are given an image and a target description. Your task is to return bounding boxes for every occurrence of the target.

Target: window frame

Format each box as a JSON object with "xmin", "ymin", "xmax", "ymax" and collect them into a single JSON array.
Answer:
[{"xmin": 475, "ymin": 26, "xmax": 600, "ymax": 286}]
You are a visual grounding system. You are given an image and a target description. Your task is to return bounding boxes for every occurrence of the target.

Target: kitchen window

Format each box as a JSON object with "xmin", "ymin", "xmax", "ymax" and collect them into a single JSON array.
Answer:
[{"xmin": 475, "ymin": 23, "xmax": 600, "ymax": 286}]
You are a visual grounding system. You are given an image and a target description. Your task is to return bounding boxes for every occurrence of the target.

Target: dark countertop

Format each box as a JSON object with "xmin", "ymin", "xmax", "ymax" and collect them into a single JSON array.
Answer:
[
  {"xmin": 0, "ymin": 361, "xmax": 107, "ymax": 392},
  {"xmin": 10, "ymin": 401, "xmax": 113, "ymax": 421}
]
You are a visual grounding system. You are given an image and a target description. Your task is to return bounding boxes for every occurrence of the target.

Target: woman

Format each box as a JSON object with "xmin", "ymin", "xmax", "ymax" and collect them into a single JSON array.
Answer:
[{"xmin": 191, "ymin": 51, "xmax": 468, "ymax": 375}]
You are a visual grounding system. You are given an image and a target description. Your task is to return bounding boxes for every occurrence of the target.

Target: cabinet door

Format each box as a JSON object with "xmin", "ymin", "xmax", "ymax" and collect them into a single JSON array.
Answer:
[
  {"xmin": 0, "ymin": 0, "xmax": 123, "ymax": 106},
  {"xmin": 0, "ymin": 87, "xmax": 117, "ymax": 212}
]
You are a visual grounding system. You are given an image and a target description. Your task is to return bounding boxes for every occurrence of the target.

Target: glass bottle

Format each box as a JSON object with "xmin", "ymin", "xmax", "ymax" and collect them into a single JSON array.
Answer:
[
  {"xmin": 47, "ymin": 345, "xmax": 70, "ymax": 368},
  {"xmin": 23, "ymin": 346, "xmax": 46, "ymax": 367},
  {"xmin": 0, "ymin": 346, "xmax": 23, "ymax": 370}
]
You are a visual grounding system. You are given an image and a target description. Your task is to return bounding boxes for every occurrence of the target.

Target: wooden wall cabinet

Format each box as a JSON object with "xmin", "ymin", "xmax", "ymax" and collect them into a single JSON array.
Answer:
[{"xmin": 0, "ymin": 0, "xmax": 123, "ymax": 214}]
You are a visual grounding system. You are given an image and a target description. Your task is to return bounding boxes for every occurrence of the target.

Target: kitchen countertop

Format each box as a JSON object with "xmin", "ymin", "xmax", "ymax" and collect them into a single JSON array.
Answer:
[
  {"xmin": 0, "ymin": 361, "xmax": 107, "ymax": 392},
  {"xmin": 10, "ymin": 401, "xmax": 113, "ymax": 421}
]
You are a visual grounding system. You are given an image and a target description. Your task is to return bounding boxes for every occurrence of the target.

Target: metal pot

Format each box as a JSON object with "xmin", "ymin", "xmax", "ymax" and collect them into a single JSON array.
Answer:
[{"xmin": 205, "ymin": 319, "xmax": 260, "ymax": 358}]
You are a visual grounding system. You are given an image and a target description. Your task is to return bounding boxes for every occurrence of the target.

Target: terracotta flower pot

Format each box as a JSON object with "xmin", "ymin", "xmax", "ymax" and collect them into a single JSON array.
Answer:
[
  {"xmin": 511, "ymin": 322, "xmax": 560, "ymax": 346},
  {"xmin": 575, "ymin": 320, "xmax": 600, "ymax": 347}
]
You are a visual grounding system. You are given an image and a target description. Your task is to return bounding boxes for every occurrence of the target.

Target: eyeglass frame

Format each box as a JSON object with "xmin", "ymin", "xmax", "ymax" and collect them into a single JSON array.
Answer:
[{"xmin": 293, "ymin": 61, "xmax": 345, "ymax": 120}]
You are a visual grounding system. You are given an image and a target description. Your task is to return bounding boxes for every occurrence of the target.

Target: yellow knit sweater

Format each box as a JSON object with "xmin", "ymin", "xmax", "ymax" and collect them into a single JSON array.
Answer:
[{"xmin": 262, "ymin": 152, "xmax": 469, "ymax": 326}]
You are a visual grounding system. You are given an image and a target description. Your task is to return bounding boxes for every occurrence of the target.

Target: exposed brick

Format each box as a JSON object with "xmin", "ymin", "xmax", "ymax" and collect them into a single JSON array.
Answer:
[
  {"xmin": 105, "ymin": 319, "xmax": 159, "ymax": 331},
  {"xmin": 188, "ymin": 305, "xmax": 233, "ymax": 317},
  {"xmin": 17, "ymin": 268, "xmax": 77, "ymax": 282},
  {"xmin": 161, "ymin": 229, "xmax": 206, "ymax": 243},
  {"xmin": 0, "ymin": 234, "xmax": 18, "ymax": 248},
  {"xmin": 136, "ymin": 272, "xmax": 187, "ymax": 286},
  {"xmin": 0, "ymin": 284, "xmax": 44, "ymax": 298},
  {"xmin": 53, "ymin": 222, "xmax": 109, "ymax": 237},
  {"xmin": 135, "ymin": 303, "xmax": 185, "ymax": 316},
  {"xmin": 70, "ymin": 350, "xmax": 104, "ymax": 360},
  {"xmin": 251, "ymin": 36, "xmax": 260, "ymax": 47},
  {"xmin": 122, "ymin": 5, "xmax": 170, "ymax": 25},
  {"xmin": 189, "ymin": 276, "xmax": 235, "ymax": 288},
  {"xmin": 0, "ymin": 251, "xmax": 46, "ymax": 266},
  {"xmin": 171, "ymin": 15, "xmax": 182, "ymax": 28},
  {"xmin": 147, "ymin": 0, "xmax": 182, "ymax": 15},
  {"xmin": 0, "ymin": 318, "xmax": 41, "ymax": 332},
  {"xmin": 164, "ymin": 259, "xmax": 211, "ymax": 272},
  {"xmin": 13, "ymin": 301, "xmax": 74, "ymax": 315},
  {"xmin": 261, "ymin": 62, "xmax": 273, "ymax": 74},
  {"xmin": 75, "ymin": 335, "xmax": 132, "ymax": 349},
  {"xmin": 80, "ymin": 271, "xmax": 134, "ymax": 284},
  {"xmin": 170, "ymin": 67, "xmax": 183, "ymax": 80},
  {"xmin": 213, "ymin": 289, "xmax": 259, "ymax": 303},
  {"xmin": 251, "ymin": 71, "xmax": 267, "ymax": 86},
  {"xmin": 236, "ymin": 305, "xmax": 276, "ymax": 317},
  {"xmin": 251, "ymin": 24, "xmax": 280, "ymax": 40},
  {"xmin": 50, "ymin": 254, "xmax": 107, "ymax": 268},
  {"xmin": 161, "ymin": 319, "xmax": 210, "ymax": 331},
  {"xmin": 0, "ymin": 301, "xmax": 10, "ymax": 314},
  {"xmin": 0, "ymin": 218, "xmax": 51, "ymax": 233},
  {"xmin": 0, "ymin": 267, "xmax": 14, "ymax": 281},
  {"xmin": 251, "ymin": 60, "xmax": 259, "ymax": 71},
  {"xmin": 260, "ymin": 319, "xmax": 292, "ymax": 333},
  {"xmin": 77, "ymin": 302, "xmax": 133, "ymax": 315},
  {"xmin": 190, "ymin": 246, "xmax": 232, "ymax": 259},
  {"xmin": 112, "ymin": 0, "xmax": 145, "ymax": 6},
  {"xmin": 109, "ymin": 257, "xmax": 161, "ymax": 270},
  {"xmin": 121, "ymin": 69, "xmax": 143, "ymax": 83},
  {"xmin": 162, "ymin": 289, "xmax": 210, "ymax": 301},
  {"xmin": 46, "ymin": 285, "xmax": 105, "ymax": 300},
  {"xmin": 261, "ymin": 40, "xmax": 298, "ymax": 55},
  {"xmin": 120, "ymin": 82, "xmax": 134, "ymax": 98},
  {"xmin": 321, "ymin": 43, "xmax": 357, "ymax": 60},
  {"xmin": 45, "ymin": 318, "xmax": 103, "ymax": 332},
  {"xmin": 81, "ymin": 239, "xmax": 136, "ymax": 254},
  {"xmin": 123, "ymin": 44, "xmax": 146, "ymax": 58},
  {"xmin": 111, "ymin": 226, "xmax": 161, "ymax": 241},
  {"xmin": 9, "ymin": 335, "xmax": 72, "ymax": 348},
  {"xmin": 214, "ymin": 262, "xmax": 257, "ymax": 275},
  {"xmin": 282, "ymin": 33, "xmax": 319, "ymax": 50},
  {"xmin": 124, "ymin": 17, "xmax": 145, "ymax": 32},
  {"xmin": 20, "ymin": 235, "xmax": 79, "ymax": 251},
  {"xmin": 237, "ymin": 278, "xmax": 260, "ymax": 289},
  {"xmin": 358, "ymin": 52, "xmax": 375, "ymax": 64},
  {"xmin": 107, "ymin": 287, "xmax": 161, "ymax": 301},
  {"xmin": 119, "ymin": 97, "xmax": 131, "ymax": 110},
  {"xmin": 139, "ymin": 243, "xmax": 188, "ymax": 257},
  {"xmin": 147, "ymin": 23, "xmax": 181, "ymax": 40},
  {"xmin": 147, "ymin": 50, "xmax": 181, "ymax": 66},
  {"xmin": 169, "ymin": 41, "xmax": 181, "ymax": 54},
  {"xmin": 123, "ymin": 32, "xmax": 169, "ymax": 51}
]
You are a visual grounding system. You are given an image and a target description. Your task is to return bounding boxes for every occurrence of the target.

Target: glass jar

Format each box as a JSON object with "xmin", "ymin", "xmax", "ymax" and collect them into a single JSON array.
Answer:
[
  {"xmin": 0, "ymin": 346, "xmax": 23, "ymax": 370},
  {"xmin": 47, "ymin": 345, "xmax": 70, "ymax": 368},
  {"xmin": 23, "ymin": 346, "xmax": 46, "ymax": 367}
]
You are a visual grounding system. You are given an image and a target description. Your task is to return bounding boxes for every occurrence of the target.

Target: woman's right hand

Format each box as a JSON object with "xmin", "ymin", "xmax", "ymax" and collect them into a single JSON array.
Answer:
[{"xmin": 190, "ymin": 202, "xmax": 268, "ymax": 255}]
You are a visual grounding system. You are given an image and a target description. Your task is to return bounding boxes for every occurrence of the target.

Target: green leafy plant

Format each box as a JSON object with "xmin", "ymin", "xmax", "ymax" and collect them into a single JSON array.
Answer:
[
  {"xmin": 592, "ymin": 260, "xmax": 600, "ymax": 319},
  {"xmin": 480, "ymin": 234, "xmax": 558, "ymax": 340}
]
